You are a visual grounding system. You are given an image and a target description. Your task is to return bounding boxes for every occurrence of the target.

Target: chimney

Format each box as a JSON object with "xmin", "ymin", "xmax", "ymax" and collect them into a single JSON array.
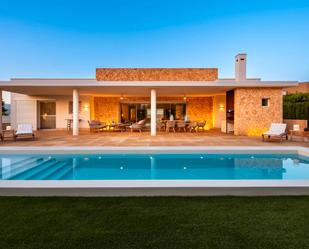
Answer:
[{"xmin": 235, "ymin": 53, "xmax": 247, "ymax": 81}]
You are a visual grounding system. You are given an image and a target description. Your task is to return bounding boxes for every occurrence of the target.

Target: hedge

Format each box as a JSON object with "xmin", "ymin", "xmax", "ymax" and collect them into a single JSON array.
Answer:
[{"xmin": 283, "ymin": 93, "xmax": 309, "ymax": 120}]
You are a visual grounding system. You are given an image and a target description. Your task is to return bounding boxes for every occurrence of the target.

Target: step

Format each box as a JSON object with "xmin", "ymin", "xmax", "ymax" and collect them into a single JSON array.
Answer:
[
  {"xmin": 9, "ymin": 159, "xmax": 57, "ymax": 180},
  {"xmin": 9, "ymin": 157, "xmax": 37, "ymax": 168},
  {"xmin": 32, "ymin": 161, "xmax": 68, "ymax": 180},
  {"xmin": 3, "ymin": 157, "xmax": 43, "ymax": 173},
  {"xmin": 48, "ymin": 164, "xmax": 73, "ymax": 180},
  {"xmin": 8, "ymin": 158, "xmax": 45, "ymax": 176}
]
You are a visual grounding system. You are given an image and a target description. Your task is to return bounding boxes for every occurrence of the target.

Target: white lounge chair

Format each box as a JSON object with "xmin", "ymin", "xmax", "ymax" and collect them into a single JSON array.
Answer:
[
  {"xmin": 15, "ymin": 124, "xmax": 35, "ymax": 141},
  {"xmin": 262, "ymin": 123, "xmax": 288, "ymax": 142}
]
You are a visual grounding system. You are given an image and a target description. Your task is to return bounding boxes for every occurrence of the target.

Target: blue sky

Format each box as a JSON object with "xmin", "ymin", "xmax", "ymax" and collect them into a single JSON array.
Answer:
[{"xmin": 0, "ymin": 0, "xmax": 309, "ymax": 82}]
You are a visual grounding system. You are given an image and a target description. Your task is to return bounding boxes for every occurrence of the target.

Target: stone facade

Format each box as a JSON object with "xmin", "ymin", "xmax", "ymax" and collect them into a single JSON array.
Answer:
[
  {"xmin": 91, "ymin": 96, "xmax": 214, "ymax": 128},
  {"xmin": 186, "ymin": 97, "xmax": 213, "ymax": 129},
  {"xmin": 283, "ymin": 119, "xmax": 308, "ymax": 132},
  {"xmin": 93, "ymin": 97, "xmax": 120, "ymax": 123},
  {"xmin": 96, "ymin": 68, "xmax": 218, "ymax": 81},
  {"xmin": 234, "ymin": 88, "xmax": 283, "ymax": 136},
  {"xmin": 283, "ymin": 82, "xmax": 309, "ymax": 94}
]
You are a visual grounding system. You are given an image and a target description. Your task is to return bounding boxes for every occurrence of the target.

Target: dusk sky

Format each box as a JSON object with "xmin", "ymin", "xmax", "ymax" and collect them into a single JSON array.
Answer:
[{"xmin": 0, "ymin": 0, "xmax": 309, "ymax": 84}]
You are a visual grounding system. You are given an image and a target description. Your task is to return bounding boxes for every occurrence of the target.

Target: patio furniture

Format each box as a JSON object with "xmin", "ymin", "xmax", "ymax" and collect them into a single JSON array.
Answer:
[
  {"xmin": 1, "ymin": 129, "xmax": 16, "ymax": 142},
  {"xmin": 157, "ymin": 121, "xmax": 165, "ymax": 131},
  {"xmin": 114, "ymin": 123, "xmax": 127, "ymax": 132},
  {"xmin": 197, "ymin": 121, "xmax": 206, "ymax": 132},
  {"xmin": 290, "ymin": 130, "xmax": 309, "ymax": 142},
  {"xmin": 262, "ymin": 123, "xmax": 288, "ymax": 142},
  {"xmin": 187, "ymin": 121, "xmax": 198, "ymax": 133},
  {"xmin": 15, "ymin": 124, "xmax": 35, "ymax": 141},
  {"xmin": 66, "ymin": 118, "xmax": 82, "ymax": 130},
  {"xmin": 166, "ymin": 120, "xmax": 176, "ymax": 133},
  {"xmin": 129, "ymin": 119, "xmax": 146, "ymax": 133},
  {"xmin": 176, "ymin": 120, "xmax": 186, "ymax": 132},
  {"xmin": 88, "ymin": 120, "xmax": 107, "ymax": 132}
]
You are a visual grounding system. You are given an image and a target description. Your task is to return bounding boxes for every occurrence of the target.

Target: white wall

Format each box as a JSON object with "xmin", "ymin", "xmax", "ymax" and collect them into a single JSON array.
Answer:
[
  {"xmin": 11, "ymin": 93, "xmax": 90, "ymax": 130},
  {"xmin": 213, "ymin": 94, "xmax": 226, "ymax": 129},
  {"xmin": 55, "ymin": 95, "xmax": 90, "ymax": 129}
]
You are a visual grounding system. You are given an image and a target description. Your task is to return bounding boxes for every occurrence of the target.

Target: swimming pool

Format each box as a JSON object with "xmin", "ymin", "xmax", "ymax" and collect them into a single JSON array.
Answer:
[{"xmin": 1, "ymin": 153, "xmax": 309, "ymax": 180}]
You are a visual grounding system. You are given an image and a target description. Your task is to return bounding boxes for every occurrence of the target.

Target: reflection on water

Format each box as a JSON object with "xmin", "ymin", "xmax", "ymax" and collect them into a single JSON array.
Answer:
[{"xmin": 0, "ymin": 154, "xmax": 308, "ymax": 180}]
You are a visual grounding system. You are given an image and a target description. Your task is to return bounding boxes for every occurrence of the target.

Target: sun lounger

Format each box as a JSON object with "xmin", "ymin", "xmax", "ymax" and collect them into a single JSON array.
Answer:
[
  {"xmin": 262, "ymin": 123, "xmax": 288, "ymax": 142},
  {"xmin": 15, "ymin": 124, "xmax": 35, "ymax": 140}
]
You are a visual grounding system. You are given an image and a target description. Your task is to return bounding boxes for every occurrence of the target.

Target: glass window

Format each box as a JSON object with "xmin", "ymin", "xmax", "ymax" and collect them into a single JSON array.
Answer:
[{"xmin": 262, "ymin": 98, "xmax": 269, "ymax": 107}]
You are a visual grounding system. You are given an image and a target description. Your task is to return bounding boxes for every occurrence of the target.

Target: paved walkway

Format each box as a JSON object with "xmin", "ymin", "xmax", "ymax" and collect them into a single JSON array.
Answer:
[{"xmin": 1, "ymin": 129, "xmax": 308, "ymax": 147}]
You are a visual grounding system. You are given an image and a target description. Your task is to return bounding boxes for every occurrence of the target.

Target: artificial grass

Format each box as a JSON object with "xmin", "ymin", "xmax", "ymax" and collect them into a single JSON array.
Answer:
[{"xmin": 0, "ymin": 197, "xmax": 309, "ymax": 249}]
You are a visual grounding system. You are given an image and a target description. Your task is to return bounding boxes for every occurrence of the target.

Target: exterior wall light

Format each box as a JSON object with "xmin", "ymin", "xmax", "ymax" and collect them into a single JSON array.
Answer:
[{"xmin": 219, "ymin": 104, "xmax": 224, "ymax": 111}]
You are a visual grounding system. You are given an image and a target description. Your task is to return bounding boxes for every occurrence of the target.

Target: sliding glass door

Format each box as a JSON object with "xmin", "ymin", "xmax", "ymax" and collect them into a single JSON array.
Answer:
[{"xmin": 121, "ymin": 102, "xmax": 186, "ymax": 123}]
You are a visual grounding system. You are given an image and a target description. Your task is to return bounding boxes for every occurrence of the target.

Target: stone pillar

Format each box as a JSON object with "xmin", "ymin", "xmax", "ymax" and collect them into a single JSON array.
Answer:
[
  {"xmin": 151, "ymin": 89, "xmax": 157, "ymax": 136},
  {"xmin": 73, "ymin": 88, "xmax": 79, "ymax": 136}
]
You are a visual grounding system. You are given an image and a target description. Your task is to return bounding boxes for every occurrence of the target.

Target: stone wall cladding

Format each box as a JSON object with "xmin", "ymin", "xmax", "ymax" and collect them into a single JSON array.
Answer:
[
  {"xmin": 283, "ymin": 82, "xmax": 309, "ymax": 94},
  {"xmin": 186, "ymin": 97, "xmax": 213, "ymax": 129},
  {"xmin": 234, "ymin": 88, "xmax": 283, "ymax": 136},
  {"xmin": 93, "ymin": 97, "xmax": 120, "ymax": 123},
  {"xmin": 96, "ymin": 68, "xmax": 218, "ymax": 81},
  {"xmin": 283, "ymin": 119, "xmax": 308, "ymax": 132},
  {"xmin": 92, "ymin": 96, "xmax": 214, "ymax": 128}
]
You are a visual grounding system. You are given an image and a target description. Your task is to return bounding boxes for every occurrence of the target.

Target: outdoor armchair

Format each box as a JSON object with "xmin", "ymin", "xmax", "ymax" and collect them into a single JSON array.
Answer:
[
  {"xmin": 166, "ymin": 120, "xmax": 176, "ymax": 132},
  {"xmin": 88, "ymin": 120, "xmax": 107, "ymax": 132},
  {"xmin": 176, "ymin": 120, "xmax": 186, "ymax": 132},
  {"xmin": 187, "ymin": 121, "xmax": 198, "ymax": 133},
  {"xmin": 129, "ymin": 119, "xmax": 146, "ymax": 133}
]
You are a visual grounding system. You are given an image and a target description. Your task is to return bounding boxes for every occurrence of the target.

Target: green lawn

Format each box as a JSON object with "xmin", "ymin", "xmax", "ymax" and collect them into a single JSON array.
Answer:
[{"xmin": 0, "ymin": 197, "xmax": 309, "ymax": 249}]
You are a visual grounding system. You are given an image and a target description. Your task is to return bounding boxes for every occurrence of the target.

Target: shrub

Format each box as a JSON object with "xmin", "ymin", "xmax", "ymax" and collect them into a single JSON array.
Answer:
[{"xmin": 283, "ymin": 93, "xmax": 309, "ymax": 120}]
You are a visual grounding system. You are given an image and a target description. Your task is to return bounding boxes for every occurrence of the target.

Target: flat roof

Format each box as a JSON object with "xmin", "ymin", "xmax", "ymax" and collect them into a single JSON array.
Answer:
[{"xmin": 0, "ymin": 78, "xmax": 299, "ymax": 96}]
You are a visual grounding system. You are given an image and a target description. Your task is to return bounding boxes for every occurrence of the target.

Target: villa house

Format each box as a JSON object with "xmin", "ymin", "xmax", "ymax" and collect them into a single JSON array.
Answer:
[{"xmin": 0, "ymin": 54, "xmax": 298, "ymax": 136}]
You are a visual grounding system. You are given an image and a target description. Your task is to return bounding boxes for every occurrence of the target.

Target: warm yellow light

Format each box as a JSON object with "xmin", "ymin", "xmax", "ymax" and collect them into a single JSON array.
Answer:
[
  {"xmin": 247, "ymin": 127, "xmax": 268, "ymax": 136},
  {"xmin": 219, "ymin": 104, "xmax": 224, "ymax": 111},
  {"xmin": 84, "ymin": 104, "xmax": 89, "ymax": 111}
]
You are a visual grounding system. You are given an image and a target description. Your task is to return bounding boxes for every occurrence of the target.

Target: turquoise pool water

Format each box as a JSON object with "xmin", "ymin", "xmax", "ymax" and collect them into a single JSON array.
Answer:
[{"xmin": 0, "ymin": 154, "xmax": 308, "ymax": 180}]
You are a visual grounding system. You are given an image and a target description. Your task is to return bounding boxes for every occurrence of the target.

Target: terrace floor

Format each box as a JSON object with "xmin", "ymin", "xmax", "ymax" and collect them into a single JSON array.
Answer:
[{"xmin": 1, "ymin": 129, "xmax": 308, "ymax": 147}]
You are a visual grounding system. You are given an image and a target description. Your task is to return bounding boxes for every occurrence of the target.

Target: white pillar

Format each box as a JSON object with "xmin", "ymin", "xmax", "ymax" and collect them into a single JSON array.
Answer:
[
  {"xmin": 0, "ymin": 90, "xmax": 2, "ymax": 131},
  {"xmin": 151, "ymin": 89, "xmax": 157, "ymax": 136},
  {"xmin": 73, "ymin": 88, "xmax": 79, "ymax": 136}
]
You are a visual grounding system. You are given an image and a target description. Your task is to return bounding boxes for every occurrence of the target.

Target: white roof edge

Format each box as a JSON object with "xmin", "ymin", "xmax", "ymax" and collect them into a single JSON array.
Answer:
[{"xmin": 0, "ymin": 78, "xmax": 299, "ymax": 88}]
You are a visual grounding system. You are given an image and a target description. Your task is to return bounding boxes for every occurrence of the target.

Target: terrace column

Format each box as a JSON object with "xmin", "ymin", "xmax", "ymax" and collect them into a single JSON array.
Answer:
[
  {"xmin": 151, "ymin": 89, "xmax": 157, "ymax": 136},
  {"xmin": 0, "ymin": 90, "xmax": 2, "ymax": 131},
  {"xmin": 72, "ymin": 88, "xmax": 79, "ymax": 136}
]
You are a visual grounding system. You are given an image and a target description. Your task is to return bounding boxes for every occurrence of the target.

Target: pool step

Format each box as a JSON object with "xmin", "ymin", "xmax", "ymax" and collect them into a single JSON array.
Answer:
[
  {"xmin": 47, "ymin": 164, "xmax": 73, "ymax": 180},
  {"xmin": 6, "ymin": 158, "xmax": 45, "ymax": 178},
  {"xmin": 9, "ymin": 159, "xmax": 58, "ymax": 180},
  {"xmin": 32, "ymin": 161, "xmax": 68, "ymax": 180},
  {"xmin": 4, "ymin": 157, "xmax": 42, "ymax": 172},
  {"xmin": 8, "ymin": 157, "xmax": 38, "ymax": 168}
]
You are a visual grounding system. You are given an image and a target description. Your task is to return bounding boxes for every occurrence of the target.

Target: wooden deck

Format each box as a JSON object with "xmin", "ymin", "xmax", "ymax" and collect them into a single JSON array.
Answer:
[{"xmin": 1, "ymin": 129, "xmax": 308, "ymax": 147}]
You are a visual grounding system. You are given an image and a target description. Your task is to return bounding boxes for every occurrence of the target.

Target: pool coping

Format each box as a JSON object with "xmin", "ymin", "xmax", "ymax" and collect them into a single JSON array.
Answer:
[{"xmin": 0, "ymin": 146, "xmax": 309, "ymax": 196}]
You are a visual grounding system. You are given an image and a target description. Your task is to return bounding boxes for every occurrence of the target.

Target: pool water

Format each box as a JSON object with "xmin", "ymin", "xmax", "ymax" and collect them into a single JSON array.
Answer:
[{"xmin": 0, "ymin": 154, "xmax": 309, "ymax": 180}]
